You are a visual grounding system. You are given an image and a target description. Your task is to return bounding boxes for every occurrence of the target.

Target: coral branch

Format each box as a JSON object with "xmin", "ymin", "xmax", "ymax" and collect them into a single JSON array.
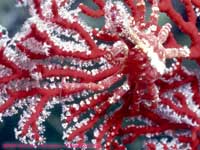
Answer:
[{"xmin": 0, "ymin": 0, "xmax": 200, "ymax": 149}]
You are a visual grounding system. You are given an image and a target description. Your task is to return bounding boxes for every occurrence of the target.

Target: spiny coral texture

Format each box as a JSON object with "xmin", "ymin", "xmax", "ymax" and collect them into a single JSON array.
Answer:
[{"xmin": 0, "ymin": 0, "xmax": 200, "ymax": 149}]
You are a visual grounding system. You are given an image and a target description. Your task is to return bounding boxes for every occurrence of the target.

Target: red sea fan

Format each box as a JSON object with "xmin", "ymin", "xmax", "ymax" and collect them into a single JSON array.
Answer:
[{"xmin": 0, "ymin": 0, "xmax": 200, "ymax": 149}]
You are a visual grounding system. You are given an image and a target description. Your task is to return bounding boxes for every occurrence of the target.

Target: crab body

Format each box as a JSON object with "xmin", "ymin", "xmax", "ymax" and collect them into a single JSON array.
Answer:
[{"xmin": 103, "ymin": 0, "xmax": 190, "ymax": 106}]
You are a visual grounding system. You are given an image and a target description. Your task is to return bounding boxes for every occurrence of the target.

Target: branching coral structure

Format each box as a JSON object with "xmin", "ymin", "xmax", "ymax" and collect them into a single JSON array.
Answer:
[{"xmin": 0, "ymin": 0, "xmax": 200, "ymax": 149}]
